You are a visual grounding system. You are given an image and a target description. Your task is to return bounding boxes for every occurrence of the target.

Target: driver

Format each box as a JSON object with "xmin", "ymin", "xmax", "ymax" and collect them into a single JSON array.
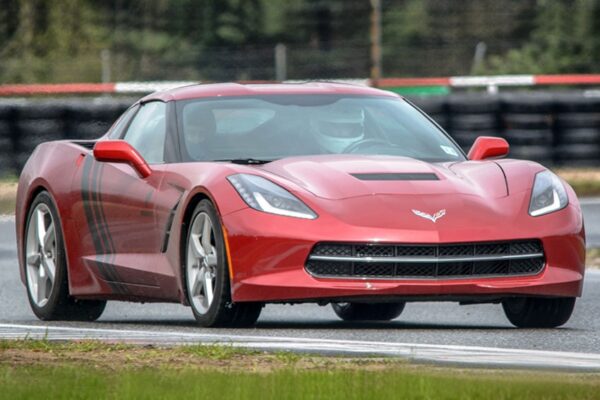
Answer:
[
  {"xmin": 310, "ymin": 104, "xmax": 365, "ymax": 153},
  {"xmin": 183, "ymin": 106, "xmax": 217, "ymax": 160}
]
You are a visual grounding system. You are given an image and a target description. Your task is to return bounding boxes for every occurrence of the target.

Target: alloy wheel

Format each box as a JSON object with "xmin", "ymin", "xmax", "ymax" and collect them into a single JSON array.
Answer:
[
  {"xmin": 25, "ymin": 203, "xmax": 57, "ymax": 307},
  {"xmin": 186, "ymin": 212, "xmax": 218, "ymax": 314}
]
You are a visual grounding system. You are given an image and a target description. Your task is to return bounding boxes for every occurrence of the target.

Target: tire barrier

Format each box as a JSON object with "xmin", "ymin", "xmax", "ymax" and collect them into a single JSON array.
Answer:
[
  {"xmin": 554, "ymin": 94, "xmax": 600, "ymax": 167},
  {"xmin": 0, "ymin": 102, "xmax": 18, "ymax": 175},
  {"xmin": 409, "ymin": 96, "xmax": 448, "ymax": 131},
  {"xmin": 1, "ymin": 93, "xmax": 600, "ymax": 177},
  {"xmin": 501, "ymin": 93, "xmax": 555, "ymax": 166},
  {"xmin": 0, "ymin": 98, "xmax": 133, "ymax": 177},
  {"xmin": 447, "ymin": 95, "xmax": 502, "ymax": 153}
]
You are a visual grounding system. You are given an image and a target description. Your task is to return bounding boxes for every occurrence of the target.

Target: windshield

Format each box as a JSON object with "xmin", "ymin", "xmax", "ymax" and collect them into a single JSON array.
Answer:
[{"xmin": 176, "ymin": 95, "xmax": 465, "ymax": 163}]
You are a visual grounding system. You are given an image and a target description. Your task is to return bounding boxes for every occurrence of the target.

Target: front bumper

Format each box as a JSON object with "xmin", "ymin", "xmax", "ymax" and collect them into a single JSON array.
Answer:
[{"xmin": 223, "ymin": 200, "xmax": 585, "ymax": 303}]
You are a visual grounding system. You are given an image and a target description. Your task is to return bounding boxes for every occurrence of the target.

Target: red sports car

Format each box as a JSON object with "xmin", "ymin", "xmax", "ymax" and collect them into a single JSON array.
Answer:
[{"xmin": 16, "ymin": 83, "xmax": 585, "ymax": 328}]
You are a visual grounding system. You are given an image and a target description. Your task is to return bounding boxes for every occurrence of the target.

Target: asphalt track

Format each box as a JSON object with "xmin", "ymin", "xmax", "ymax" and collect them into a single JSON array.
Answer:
[{"xmin": 2, "ymin": 200, "xmax": 600, "ymax": 370}]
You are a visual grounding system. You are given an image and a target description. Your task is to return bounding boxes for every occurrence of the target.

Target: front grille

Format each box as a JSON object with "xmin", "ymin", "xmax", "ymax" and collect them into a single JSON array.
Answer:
[{"xmin": 306, "ymin": 240, "xmax": 545, "ymax": 279}]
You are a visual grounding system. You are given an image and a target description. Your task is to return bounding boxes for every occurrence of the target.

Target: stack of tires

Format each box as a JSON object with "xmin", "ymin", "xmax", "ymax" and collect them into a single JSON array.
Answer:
[
  {"xmin": 554, "ymin": 94, "xmax": 600, "ymax": 166},
  {"xmin": 64, "ymin": 99, "xmax": 131, "ymax": 140},
  {"xmin": 446, "ymin": 95, "xmax": 502, "ymax": 153},
  {"xmin": 501, "ymin": 94, "xmax": 554, "ymax": 166},
  {"xmin": 14, "ymin": 101, "xmax": 68, "ymax": 171},
  {"xmin": 0, "ymin": 102, "xmax": 16, "ymax": 176},
  {"xmin": 408, "ymin": 96, "xmax": 448, "ymax": 131}
]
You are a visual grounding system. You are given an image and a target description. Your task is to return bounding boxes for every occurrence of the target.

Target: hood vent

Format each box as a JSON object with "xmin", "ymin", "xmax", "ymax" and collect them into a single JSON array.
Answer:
[{"xmin": 351, "ymin": 173, "xmax": 439, "ymax": 181}]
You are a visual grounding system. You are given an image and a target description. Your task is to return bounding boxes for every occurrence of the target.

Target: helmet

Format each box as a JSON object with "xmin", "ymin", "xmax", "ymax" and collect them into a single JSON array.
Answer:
[{"xmin": 311, "ymin": 104, "xmax": 365, "ymax": 153}]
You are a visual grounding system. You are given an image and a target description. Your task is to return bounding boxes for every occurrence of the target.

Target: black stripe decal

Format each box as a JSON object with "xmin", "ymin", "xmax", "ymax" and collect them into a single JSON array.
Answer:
[
  {"xmin": 81, "ymin": 156, "xmax": 128, "ymax": 294},
  {"xmin": 94, "ymin": 163, "xmax": 128, "ymax": 294},
  {"xmin": 82, "ymin": 157, "xmax": 116, "ymax": 289}
]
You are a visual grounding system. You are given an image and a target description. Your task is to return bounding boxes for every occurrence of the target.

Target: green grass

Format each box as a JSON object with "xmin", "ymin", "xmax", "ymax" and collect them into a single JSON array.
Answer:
[
  {"xmin": 568, "ymin": 179, "xmax": 600, "ymax": 197},
  {"xmin": 1, "ymin": 363, "xmax": 600, "ymax": 400},
  {"xmin": 1, "ymin": 340, "xmax": 600, "ymax": 400},
  {"xmin": 176, "ymin": 343, "xmax": 260, "ymax": 360}
]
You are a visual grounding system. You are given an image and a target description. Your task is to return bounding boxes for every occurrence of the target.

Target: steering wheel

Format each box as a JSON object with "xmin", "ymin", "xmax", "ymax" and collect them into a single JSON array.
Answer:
[{"xmin": 342, "ymin": 138, "xmax": 390, "ymax": 154}]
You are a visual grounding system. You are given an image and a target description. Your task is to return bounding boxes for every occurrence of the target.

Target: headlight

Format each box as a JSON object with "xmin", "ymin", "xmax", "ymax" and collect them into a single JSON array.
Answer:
[
  {"xmin": 227, "ymin": 174, "xmax": 317, "ymax": 219},
  {"xmin": 529, "ymin": 171, "xmax": 568, "ymax": 217}
]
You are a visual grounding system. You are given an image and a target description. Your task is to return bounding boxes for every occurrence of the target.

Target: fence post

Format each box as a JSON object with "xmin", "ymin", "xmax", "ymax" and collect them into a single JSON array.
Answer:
[
  {"xmin": 370, "ymin": 0, "xmax": 382, "ymax": 87},
  {"xmin": 275, "ymin": 44, "xmax": 287, "ymax": 82},
  {"xmin": 101, "ymin": 49, "xmax": 111, "ymax": 84}
]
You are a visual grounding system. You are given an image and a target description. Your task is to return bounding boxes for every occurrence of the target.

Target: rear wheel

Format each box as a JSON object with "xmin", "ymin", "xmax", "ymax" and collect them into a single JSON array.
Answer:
[
  {"xmin": 332, "ymin": 302, "xmax": 405, "ymax": 321},
  {"xmin": 25, "ymin": 191, "xmax": 106, "ymax": 321},
  {"xmin": 502, "ymin": 297, "xmax": 576, "ymax": 328},
  {"xmin": 184, "ymin": 200, "xmax": 262, "ymax": 327}
]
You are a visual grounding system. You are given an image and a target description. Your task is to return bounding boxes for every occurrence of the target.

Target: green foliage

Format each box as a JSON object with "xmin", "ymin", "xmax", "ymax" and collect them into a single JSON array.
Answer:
[
  {"xmin": 177, "ymin": 343, "xmax": 259, "ymax": 360},
  {"xmin": 481, "ymin": 0, "xmax": 600, "ymax": 74},
  {"xmin": 0, "ymin": 0, "xmax": 105, "ymax": 83},
  {"xmin": 0, "ymin": 0, "xmax": 600, "ymax": 82},
  {"xmin": 1, "ymin": 363, "xmax": 600, "ymax": 400}
]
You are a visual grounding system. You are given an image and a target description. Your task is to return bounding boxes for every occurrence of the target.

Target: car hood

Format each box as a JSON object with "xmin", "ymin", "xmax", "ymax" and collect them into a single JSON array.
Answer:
[{"xmin": 259, "ymin": 155, "xmax": 509, "ymax": 200}]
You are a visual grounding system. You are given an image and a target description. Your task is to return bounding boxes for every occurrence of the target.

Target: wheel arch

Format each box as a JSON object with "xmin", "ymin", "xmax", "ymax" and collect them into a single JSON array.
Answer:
[
  {"xmin": 178, "ymin": 190, "xmax": 226, "ymax": 305},
  {"xmin": 19, "ymin": 183, "xmax": 57, "ymax": 284},
  {"xmin": 20, "ymin": 185, "xmax": 76, "ymax": 296}
]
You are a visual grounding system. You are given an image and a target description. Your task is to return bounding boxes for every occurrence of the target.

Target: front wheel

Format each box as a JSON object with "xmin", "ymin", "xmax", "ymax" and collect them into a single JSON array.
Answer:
[
  {"xmin": 184, "ymin": 200, "xmax": 262, "ymax": 327},
  {"xmin": 332, "ymin": 302, "xmax": 405, "ymax": 321},
  {"xmin": 24, "ymin": 191, "xmax": 106, "ymax": 321},
  {"xmin": 502, "ymin": 297, "xmax": 576, "ymax": 328}
]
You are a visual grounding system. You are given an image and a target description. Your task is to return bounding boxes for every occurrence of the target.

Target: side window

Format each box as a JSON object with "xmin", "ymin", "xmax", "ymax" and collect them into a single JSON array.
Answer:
[
  {"xmin": 123, "ymin": 102, "xmax": 167, "ymax": 164},
  {"xmin": 107, "ymin": 105, "xmax": 139, "ymax": 139}
]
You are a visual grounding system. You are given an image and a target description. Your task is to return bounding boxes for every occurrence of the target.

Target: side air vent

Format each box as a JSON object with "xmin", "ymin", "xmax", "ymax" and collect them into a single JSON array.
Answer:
[{"xmin": 350, "ymin": 173, "xmax": 439, "ymax": 181}]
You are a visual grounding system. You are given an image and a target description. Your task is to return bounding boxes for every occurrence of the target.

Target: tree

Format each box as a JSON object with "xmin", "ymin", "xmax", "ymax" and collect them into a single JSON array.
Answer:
[{"xmin": 482, "ymin": 0, "xmax": 600, "ymax": 74}]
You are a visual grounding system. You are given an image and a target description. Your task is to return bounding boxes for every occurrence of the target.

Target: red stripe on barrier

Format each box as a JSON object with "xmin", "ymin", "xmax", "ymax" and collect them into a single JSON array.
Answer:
[
  {"xmin": 1, "ymin": 74, "xmax": 600, "ymax": 96},
  {"xmin": 378, "ymin": 77, "xmax": 451, "ymax": 87},
  {"xmin": 0, "ymin": 83, "xmax": 116, "ymax": 96},
  {"xmin": 534, "ymin": 75, "xmax": 600, "ymax": 85}
]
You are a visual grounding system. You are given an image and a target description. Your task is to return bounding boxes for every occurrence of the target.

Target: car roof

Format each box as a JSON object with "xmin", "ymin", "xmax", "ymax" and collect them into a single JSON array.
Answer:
[{"xmin": 139, "ymin": 82, "xmax": 400, "ymax": 102}]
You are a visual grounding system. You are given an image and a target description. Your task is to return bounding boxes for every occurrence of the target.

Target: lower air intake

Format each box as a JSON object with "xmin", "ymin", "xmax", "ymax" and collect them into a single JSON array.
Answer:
[{"xmin": 306, "ymin": 240, "xmax": 545, "ymax": 279}]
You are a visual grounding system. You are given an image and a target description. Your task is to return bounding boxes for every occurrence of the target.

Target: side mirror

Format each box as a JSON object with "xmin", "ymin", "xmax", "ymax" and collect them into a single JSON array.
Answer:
[
  {"xmin": 467, "ymin": 136, "xmax": 509, "ymax": 161},
  {"xmin": 93, "ymin": 140, "xmax": 152, "ymax": 178}
]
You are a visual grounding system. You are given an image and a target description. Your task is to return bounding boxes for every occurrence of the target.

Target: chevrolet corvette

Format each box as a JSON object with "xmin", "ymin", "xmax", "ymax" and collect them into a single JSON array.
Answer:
[{"xmin": 16, "ymin": 83, "xmax": 585, "ymax": 327}]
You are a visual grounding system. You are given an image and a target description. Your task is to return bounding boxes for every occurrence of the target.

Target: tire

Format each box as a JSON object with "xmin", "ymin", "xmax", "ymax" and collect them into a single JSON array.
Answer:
[
  {"xmin": 509, "ymin": 145, "xmax": 554, "ymax": 164},
  {"xmin": 503, "ymin": 113, "xmax": 552, "ymax": 130},
  {"xmin": 16, "ymin": 102, "xmax": 67, "ymax": 120},
  {"xmin": 408, "ymin": 96, "xmax": 446, "ymax": 115},
  {"xmin": 16, "ymin": 119, "xmax": 65, "ymax": 152},
  {"xmin": 65, "ymin": 101, "xmax": 129, "ymax": 123},
  {"xmin": 184, "ymin": 200, "xmax": 263, "ymax": 327},
  {"xmin": 501, "ymin": 94, "xmax": 554, "ymax": 114},
  {"xmin": 555, "ymin": 95, "xmax": 600, "ymax": 113},
  {"xmin": 69, "ymin": 120, "xmax": 112, "ymax": 140},
  {"xmin": 555, "ymin": 113, "xmax": 600, "ymax": 129},
  {"xmin": 447, "ymin": 95, "xmax": 500, "ymax": 114},
  {"xmin": 428, "ymin": 114, "xmax": 448, "ymax": 130},
  {"xmin": 0, "ymin": 104, "xmax": 15, "ymax": 120},
  {"xmin": 0, "ymin": 131, "xmax": 14, "ymax": 177},
  {"xmin": 332, "ymin": 302, "xmax": 405, "ymax": 322},
  {"xmin": 557, "ymin": 128, "xmax": 600, "ymax": 145},
  {"xmin": 450, "ymin": 114, "xmax": 499, "ymax": 131},
  {"xmin": 504, "ymin": 129, "xmax": 553, "ymax": 146},
  {"xmin": 24, "ymin": 191, "xmax": 106, "ymax": 321},
  {"xmin": 0, "ymin": 106, "xmax": 15, "ymax": 165},
  {"xmin": 502, "ymin": 297, "xmax": 575, "ymax": 328},
  {"xmin": 556, "ymin": 144, "xmax": 600, "ymax": 163}
]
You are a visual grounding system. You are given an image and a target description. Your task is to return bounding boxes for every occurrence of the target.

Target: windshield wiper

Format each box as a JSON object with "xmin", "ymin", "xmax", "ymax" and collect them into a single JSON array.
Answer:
[{"xmin": 216, "ymin": 158, "xmax": 275, "ymax": 165}]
